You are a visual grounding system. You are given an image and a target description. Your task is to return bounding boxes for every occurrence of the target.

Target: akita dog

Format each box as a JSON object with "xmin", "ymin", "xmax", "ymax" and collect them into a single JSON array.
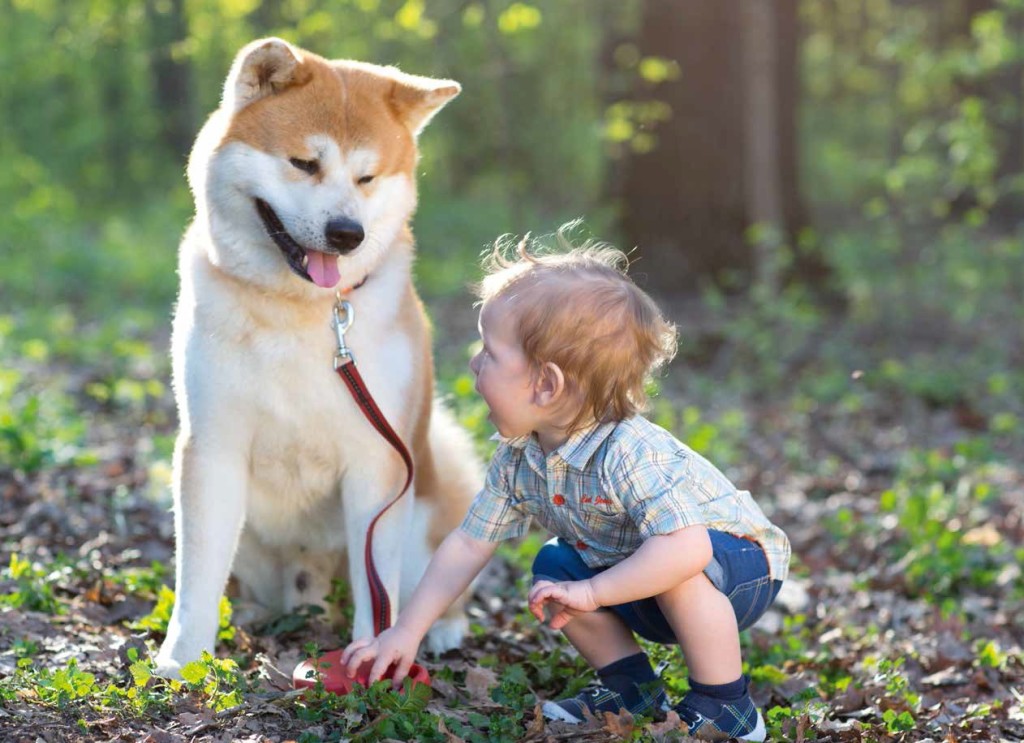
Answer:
[{"xmin": 154, "ymin": 38, "xmax": 480, "ymax": 676}]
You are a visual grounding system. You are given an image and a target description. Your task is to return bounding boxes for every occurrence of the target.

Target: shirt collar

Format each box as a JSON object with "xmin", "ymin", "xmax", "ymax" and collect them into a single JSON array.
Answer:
[{"xmin": 495, "ymin": 420, "xmax": 619, "ymax": 469}]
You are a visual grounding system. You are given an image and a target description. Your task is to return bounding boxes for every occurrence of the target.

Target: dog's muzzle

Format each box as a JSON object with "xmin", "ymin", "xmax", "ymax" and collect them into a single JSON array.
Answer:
[{"xmin": 254, "ymin": 199, "xmax": 364, "ymax": 287}]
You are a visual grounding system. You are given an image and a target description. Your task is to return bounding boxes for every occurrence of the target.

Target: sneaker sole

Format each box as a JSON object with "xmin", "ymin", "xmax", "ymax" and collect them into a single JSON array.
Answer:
[
  {"xmin": 738, "ymin": 710, "xmax": 766, "ymax": 742},
  {"xmin": 541, "ymin": 700, "xmax": 584, "ymax": 724}
]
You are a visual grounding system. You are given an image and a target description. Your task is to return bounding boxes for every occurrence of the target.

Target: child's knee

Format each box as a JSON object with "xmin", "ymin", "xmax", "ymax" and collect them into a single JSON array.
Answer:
[{"xmin": 531, "ymin": 539, "xmax": 583, "ymax": 583}]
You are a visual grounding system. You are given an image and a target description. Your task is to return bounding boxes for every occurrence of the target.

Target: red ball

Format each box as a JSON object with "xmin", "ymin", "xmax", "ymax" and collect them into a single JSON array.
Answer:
[{"xmin": 292, "ymin": 648, "xmax": 431, "ymax": 695}]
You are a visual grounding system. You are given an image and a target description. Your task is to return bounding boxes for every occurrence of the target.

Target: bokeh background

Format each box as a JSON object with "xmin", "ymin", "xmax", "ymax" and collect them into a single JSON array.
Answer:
[
  {"xmin": 1, "ymin": 1, "xmax": 1023, "ymax": 740},
  {"xmin": 3, "ymin": 1, "xmax": 1023, "ymax": 401}
]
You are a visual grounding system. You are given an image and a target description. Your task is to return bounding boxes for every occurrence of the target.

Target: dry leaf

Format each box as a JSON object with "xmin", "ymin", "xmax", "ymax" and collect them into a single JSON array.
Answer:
[
  {"xmin": 464, "ymin": 665, "xmax": 498, "ymax": 702},
  {"xmin": 527, "ymin": 703, "xmax": 546, "ymax": 736},
  {"xmin": 649, "ymin": 710, "xmax": 689, "ymax": 741},
  {"xmin": 602, "ymin": 708, "xmax": 636, "ymax": 738}
]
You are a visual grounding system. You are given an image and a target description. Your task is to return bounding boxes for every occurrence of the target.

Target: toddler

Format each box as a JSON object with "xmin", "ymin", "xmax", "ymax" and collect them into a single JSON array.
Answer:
[{"xmin": 341, "ymin": 232, "xmax": 790, "ymax": 742}]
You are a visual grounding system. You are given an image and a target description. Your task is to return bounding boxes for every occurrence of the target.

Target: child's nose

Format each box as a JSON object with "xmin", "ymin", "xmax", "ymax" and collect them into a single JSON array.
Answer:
[{"xmin": 469, "ymin": 352, "xmax": 480, "ymax": 375}]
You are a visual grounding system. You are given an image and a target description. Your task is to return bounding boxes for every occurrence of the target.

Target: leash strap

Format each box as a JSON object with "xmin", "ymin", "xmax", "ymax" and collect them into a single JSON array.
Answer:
[{"xmin": 332, "ymin": 298, "xmax": 413, "ymax": 636}]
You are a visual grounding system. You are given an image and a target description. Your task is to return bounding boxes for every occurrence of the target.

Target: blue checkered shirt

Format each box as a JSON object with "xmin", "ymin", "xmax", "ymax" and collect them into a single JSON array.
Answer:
[{"xmin": 460, "ymin": 415, "xmax": 790, "ymax": 581}]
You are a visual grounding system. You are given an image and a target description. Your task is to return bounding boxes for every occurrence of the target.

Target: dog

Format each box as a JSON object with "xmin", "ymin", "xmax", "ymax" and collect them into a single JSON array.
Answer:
[{"xmin": 153, "ymin": 37, "xmax": 481, "ymax": 676}]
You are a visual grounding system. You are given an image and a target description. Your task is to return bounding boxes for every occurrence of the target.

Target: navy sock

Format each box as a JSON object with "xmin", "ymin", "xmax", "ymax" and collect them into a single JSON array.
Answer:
[
  {"xmin": 689, "ymin": 675, "xmax": 747, "ymax": 702},
  {"xmin": 597, "ymin": 652, "xmax": 657, "ymax": 696}
]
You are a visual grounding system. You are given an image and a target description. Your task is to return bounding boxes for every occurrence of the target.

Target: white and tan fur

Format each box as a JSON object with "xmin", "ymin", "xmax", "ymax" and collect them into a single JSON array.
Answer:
[{"xmin": 154, "ymin": 38, "xmax": 480, "ymax": 676}]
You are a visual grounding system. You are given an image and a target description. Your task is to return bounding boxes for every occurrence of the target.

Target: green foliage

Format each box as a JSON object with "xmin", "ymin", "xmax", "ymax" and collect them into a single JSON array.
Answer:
[
  {"xmin": 294, "ymin": 671, "xmax": 444, "ymax": 741},
  {"xmin": 441, "ymin": 369, "xmax": 496, "ymax": 462},
  {"xmin": 0, "ymin": 363, "xmax": 92, "ymax": 474},
  {"xmin": 876, "ymin": 446, "xmax": 1014, "ymax": 599},
  {"xmin": 1, "ymin": 553, "xmax": 66, "ymax": 614},
  {"xmin": 258, "ymin": 603, "xmax": 326, "ymax": 637},
  {"xmin": 660, "ymin": 403, "xmax": 749, "ymax": 470},
  {"xmin": 108, "ymin": 562, "xmax": 168, "ymax": 599},
  {"xmin": 27, "ymin": 658, "xmax": 98, "ymax": 709},
  {"xmin": 179, "ymin": 651, "xmax": 246, "ymax": 712},
  {"xmin": 0, "ymin": 646, "xmax": 246, "ymax": 720}
]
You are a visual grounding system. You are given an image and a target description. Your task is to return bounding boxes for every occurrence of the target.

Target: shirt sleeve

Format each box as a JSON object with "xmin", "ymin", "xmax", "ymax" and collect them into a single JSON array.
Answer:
[
  {"xmin": 459, "ymin": 446, "xmax": 532, "ymax": 542},
  {"xmin": 608, "ymin": 443, "xmax": 705, "ymax": 538}
]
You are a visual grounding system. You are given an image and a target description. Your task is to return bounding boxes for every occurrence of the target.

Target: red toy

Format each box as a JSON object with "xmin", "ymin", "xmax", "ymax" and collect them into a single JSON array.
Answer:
[{"xmin": 292, "ymin": 648, "xmax": 431, "ymax": 695}]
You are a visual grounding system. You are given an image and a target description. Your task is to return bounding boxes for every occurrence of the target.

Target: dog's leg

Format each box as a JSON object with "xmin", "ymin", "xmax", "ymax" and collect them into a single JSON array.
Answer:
[
  {"xmin": 401, "ymin": 497, "xmax": 469, "ymax": 654},
  {"xmin": 341, "ymin": 469, "xmax": 413, "ymax": 642},
  {"xmin": 155, "ymin": 435, "xmax": 248, "ymax": 677},
  {"xmin": 231, "ymin": 531, "xmax": 285, "ymax": 627}
]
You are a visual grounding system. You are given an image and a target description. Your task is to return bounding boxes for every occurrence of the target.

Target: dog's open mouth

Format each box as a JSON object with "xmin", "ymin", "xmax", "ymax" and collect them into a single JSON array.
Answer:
[{"xmin": 255, "ymin": 198, "xmax": 340, "ymax": 289}]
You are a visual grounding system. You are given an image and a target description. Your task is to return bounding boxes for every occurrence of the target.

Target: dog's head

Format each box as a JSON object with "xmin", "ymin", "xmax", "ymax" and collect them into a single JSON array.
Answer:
[{"xmin": 189, "ymin": 38, "xmax": 459, "ymax": 295}]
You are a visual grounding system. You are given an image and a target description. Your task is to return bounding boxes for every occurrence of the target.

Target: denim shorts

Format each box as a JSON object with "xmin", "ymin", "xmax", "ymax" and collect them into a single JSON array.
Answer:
[{"xmin": 531, "ymin": 530, "xmax": 782, "ymax": 644}]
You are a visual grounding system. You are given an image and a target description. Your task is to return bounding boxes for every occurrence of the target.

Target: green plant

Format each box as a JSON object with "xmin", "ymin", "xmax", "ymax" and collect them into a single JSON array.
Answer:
[
  {"xmin": 109, "ymin": 562, "xmax": 168, "ymax": 599},
  {"xmin": 0, "ymin": 367, "xmax": 92, "ymax": 474},
  {"xmin": 876, "ymin": 447, "xmax": 1011, "ymax": 600},
  {"xmin": 179, "ymin": 651, "xmax": 246, "ymax": 712},
  {"xmin": 1, "ymin": 553, "xmax": 65, "ymax": 614},
  {"xmin": 29, "ymin": 658, "xmax": 97, "ymax": 709}
]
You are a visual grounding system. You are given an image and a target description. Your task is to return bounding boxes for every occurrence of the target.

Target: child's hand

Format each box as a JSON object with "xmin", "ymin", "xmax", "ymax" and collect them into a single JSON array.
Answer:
[
  {"xmin": 340, "ymin": 625, "xmax": 421, "ymax": 690},
  {"xmin": 528, "ymin": 579, "xmax": 600, "ymax": 630}
]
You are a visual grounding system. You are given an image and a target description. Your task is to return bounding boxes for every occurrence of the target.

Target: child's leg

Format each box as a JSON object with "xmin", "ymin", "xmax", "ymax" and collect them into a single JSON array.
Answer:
[
  {"xmin": 656, "ymin": 530, "xmax": 780, "ymax": 742},
  {"xmin": 655, "ymin": 571, "xmax": 742, "ymax": 684},
  {"xmin": 559, "ymin": 607, "xmax": 643, "ymax": 669},
  {"xmin": 533, "ymin": 538, "xmax": 667, "ymax": 722},
  {"xmin": 532, "ymin": 537, "xmax": 642, "ymax": 667}
]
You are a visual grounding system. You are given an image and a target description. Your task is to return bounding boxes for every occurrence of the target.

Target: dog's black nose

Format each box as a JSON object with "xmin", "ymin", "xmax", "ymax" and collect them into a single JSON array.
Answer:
[{"xmin": 325, "ymin": 218, "xmax": 365, "ymax": 254}]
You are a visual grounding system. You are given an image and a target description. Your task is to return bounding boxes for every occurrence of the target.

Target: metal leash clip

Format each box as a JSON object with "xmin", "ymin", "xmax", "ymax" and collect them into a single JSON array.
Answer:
[{"xmin": 333, "ymin": 296, "xmax": 355, "ymax": 368}]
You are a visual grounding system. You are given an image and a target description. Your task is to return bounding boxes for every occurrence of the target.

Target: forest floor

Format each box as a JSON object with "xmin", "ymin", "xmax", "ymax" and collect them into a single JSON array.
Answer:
[{"xmin": 1, "ymin": 303, "xmax": 1022, "ymax": 742}]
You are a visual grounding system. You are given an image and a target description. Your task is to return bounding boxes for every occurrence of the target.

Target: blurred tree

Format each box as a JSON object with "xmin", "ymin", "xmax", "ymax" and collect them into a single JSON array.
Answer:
[
  {"xmin": 146, "ymin": 0, "xmax": 195, "ymax": 162},
  {"xmin": 956, "ymin": 0, "xmax": 1024, "ymax": 224},
  {"xmin": 613, "ymin": 0, "xmax": 825, "ymax": 296}
]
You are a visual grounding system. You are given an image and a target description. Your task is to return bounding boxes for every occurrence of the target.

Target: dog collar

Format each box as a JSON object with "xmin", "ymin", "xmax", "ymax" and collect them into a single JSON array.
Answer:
[{"xmin": 337, "ymin": 274, "xmax": 368, "ymax": 295}]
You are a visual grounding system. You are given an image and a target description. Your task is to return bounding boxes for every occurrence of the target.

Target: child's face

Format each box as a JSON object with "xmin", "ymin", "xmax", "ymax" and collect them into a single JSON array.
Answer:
[{"xmin": 469, "ymin": 299, "xmax": 540, "ymax": 440}]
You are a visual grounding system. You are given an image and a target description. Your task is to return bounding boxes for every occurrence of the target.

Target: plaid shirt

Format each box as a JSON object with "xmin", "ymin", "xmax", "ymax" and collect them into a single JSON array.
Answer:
[{"xmin": 460, "ymin": 415, "xmax": 790, "ymax": 581}]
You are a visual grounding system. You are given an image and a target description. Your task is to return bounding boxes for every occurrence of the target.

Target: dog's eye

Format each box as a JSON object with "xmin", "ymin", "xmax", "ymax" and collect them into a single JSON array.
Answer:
[
  {"xmin": 289, "ymin": 158, "xmax": 320, "ymax": 175},
  {"xmin": 357, "ymin": 174, "xmax": 375, "ymax": 186}
]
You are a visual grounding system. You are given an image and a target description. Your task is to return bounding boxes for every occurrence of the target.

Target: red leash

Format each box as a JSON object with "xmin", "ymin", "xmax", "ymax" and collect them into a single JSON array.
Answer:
[
  {"xmin": 331, "ymin": 298, "xmax": 413, "ymax": 635},
  {"xmin": 291, "ymin": 297, "xmax": 429, "ymax": 693}
]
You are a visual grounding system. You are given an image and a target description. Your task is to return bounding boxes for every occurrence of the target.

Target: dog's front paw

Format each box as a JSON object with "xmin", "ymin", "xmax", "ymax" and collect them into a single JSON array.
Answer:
[
  {"xmin": 424, "ymin": 615, "xmax": 468, "ymax": 655},
  {"xmin": 153, "ymin": 653, "xmax": 184, "ymax": 680}
]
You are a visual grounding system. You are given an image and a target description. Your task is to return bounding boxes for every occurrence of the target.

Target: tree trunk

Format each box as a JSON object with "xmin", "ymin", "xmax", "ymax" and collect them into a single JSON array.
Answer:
[
  {"xmin": 146, "ymin": 0, "xmax": 194, "ymax": 162},
  {"xmin": 740, "ymin": 0, "xmax": 783, "ymax": 293},
  {"xmin": 618, "ymin": 0, "xmax": 813, "ymax": 295}
]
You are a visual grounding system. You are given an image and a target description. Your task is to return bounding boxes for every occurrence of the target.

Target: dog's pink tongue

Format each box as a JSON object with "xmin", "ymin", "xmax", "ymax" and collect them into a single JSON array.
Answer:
[{"xmin": 306, "ymin": 250, "xmax": 340, "ymax": 288}]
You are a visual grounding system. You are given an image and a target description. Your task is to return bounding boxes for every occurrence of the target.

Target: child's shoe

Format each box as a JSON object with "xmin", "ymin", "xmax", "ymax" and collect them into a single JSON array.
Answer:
[
  {"xmin": 673, "ymin": 688, "xmax": 766, "ymax": 742},
  {"xmin": 542, "ymin": 679, "xmax": 669, "ymax": 724}
]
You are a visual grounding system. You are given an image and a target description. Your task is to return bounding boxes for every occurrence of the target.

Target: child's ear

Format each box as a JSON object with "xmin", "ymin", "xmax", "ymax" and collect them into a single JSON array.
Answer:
[{"xmin": 533, "ymin": 362, "xmax": 566, "ymax": 407}]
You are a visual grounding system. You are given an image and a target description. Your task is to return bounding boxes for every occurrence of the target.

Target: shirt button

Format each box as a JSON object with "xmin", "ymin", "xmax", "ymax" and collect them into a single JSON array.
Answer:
[
  {"xmin": 575, "ymin": 540, "xmax": 588, "ymax": 550},
  {"xmin": 552, "ymin": 494, "xmax": 565, "ymax": 506}
]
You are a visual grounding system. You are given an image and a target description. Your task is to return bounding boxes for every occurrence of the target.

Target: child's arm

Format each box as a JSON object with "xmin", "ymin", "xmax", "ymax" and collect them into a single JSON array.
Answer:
[
  {"xmin": 529, "ymin": 524, "xmax": 711, "ymax": 629},
  {"xmin": 341, "ymin": 527, "xmax": 499, "ymax": 687}
]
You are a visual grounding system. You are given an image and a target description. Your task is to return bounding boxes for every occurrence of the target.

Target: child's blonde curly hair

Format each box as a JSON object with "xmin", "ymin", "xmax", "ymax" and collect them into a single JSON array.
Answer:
[{"xmin": 474, "ymin": 224, "xmax": 678, "ymax": 434}]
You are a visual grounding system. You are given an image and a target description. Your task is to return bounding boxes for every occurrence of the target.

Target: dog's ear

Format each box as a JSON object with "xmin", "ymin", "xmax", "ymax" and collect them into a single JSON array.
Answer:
[
  {"xmin": 223, "ymin": 38, "xmax": 312, "ymax": 112},
  {"xmin": 390, "ymin": 73, "xmax": 461, "ymax": 136}
]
